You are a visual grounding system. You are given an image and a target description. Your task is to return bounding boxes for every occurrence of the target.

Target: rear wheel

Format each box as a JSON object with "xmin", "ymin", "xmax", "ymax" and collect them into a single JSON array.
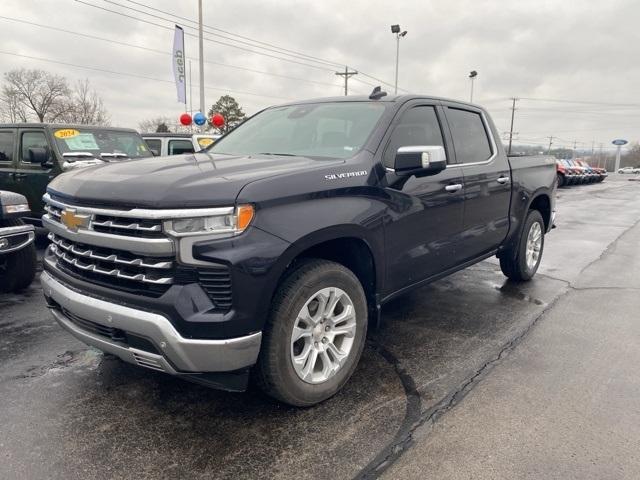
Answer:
[
  {"xmin": 500, "ymin": 210, "xmax": 545, "ymax": 282},
  {"xmin": 255, "ymin": 259, "xmax": 368, "ymax": 406},
  {"xmin": 0, "ymin": 219, "xmax": 37, "ymax": 293}
]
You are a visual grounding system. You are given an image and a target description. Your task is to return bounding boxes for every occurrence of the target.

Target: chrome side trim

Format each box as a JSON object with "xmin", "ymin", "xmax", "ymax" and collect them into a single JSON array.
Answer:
[
  {"xmin": 43, "ymin": 215, "xmax": 174, "ymax": 256},
  {"xmin": 42, "ymin": 271, "xmax": 262, "ymax": 373},
  {"xmin": 43, "ymin": 193, "xmax": 234, "ymax": 219}
]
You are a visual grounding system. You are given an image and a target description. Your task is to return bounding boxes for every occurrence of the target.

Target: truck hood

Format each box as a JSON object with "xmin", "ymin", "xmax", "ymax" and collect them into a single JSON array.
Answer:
[{"xmin": 48, "ymin": 152, "xmax": 344, "ymax": 208}]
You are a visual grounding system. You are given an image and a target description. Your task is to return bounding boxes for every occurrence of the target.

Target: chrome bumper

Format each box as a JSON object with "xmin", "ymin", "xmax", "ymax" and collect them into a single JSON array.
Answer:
[{"xmin": 41, "ymin": 271, "xmax": 261, "ymax": 374}]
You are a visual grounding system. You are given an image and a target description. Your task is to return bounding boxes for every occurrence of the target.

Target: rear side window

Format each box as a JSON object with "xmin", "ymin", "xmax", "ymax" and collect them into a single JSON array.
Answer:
[
  {"xmin": 144, "ymin": 138, "xmax": 161, "ymax": 155},
  {"xmin": 169, "ymin": 139, "xmax": 195, "ymax": 155},
  {"xmin": 446, "ymin": 108, "xmax": 492, "ymax": 164},
  {"xmin": 384, "ymin": 106, "xmax": 444, "ymax": 167},
  {"xmin": 20, "ymin": 131, "xmax": 49, "ymax": 162},
  {"xmin": 0, "ymin": 130, "xmax": 14, "ymax": 162}
]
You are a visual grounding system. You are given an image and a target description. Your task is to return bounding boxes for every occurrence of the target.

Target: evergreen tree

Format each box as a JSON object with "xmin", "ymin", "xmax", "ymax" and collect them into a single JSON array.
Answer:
[{"xmin": 207, "ymin": 95, "xmax": 246, "ymax": 134}]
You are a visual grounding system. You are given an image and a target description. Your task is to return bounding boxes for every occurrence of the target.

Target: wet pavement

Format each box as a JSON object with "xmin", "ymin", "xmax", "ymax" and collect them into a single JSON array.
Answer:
[{"xmin": 1, "ymin": 175, "xmax": 638, "ymax": 480}]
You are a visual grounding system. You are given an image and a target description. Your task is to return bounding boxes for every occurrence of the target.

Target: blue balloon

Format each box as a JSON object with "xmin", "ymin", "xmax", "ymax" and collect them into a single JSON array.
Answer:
[{"xmin": 193, "ymin": 112, "xmax": 207, "ymax": 126}]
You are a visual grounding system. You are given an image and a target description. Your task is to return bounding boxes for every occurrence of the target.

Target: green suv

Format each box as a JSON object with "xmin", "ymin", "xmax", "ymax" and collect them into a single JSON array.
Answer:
[{"xmin": 0, "ymin": 124, "xmax": 152, "ymax": 226}]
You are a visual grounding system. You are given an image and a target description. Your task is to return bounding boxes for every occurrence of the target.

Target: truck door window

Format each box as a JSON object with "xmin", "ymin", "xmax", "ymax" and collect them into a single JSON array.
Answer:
[
  {"xmin": 383, "ymin": 106, "xmax": 444, "ymax": 167},
  {"xmin": 168, "ymin": 139, "xmax": 195, "ymax": 155},
  {"xmin": 0, "ymin": 130, "xmax": 15, "ymax": 163},
  {"xmin": 20, "ymin": 131, "xmax": 49, "ymax": 162},
  {"xmin": 446, "ymin": 108, "xmax": 492, "ymax": 164},
  {"xmin": 144, "ymin": 139, "xmax": 161, "ymax": 155}
]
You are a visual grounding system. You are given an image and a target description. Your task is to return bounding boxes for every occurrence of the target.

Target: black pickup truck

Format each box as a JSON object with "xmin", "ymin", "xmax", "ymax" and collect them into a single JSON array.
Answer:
[{"xmin": 41, "ymin": 91, "xmax": 556, "ymax": 406}]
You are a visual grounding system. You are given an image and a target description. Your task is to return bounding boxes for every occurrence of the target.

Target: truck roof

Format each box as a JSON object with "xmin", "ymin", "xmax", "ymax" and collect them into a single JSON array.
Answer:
[
  {"xmin": 0, "ymin": 123, "xmax": 139, "ymax": 133},
  {"xmin": 277, "ymin": 93, "xmax": 482, "ymax": 109}
]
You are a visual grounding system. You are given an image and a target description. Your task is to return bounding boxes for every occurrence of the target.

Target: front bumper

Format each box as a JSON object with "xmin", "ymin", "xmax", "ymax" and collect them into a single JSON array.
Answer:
[{"xmin": 41, "ymin": 271, "xmax": 262, "ymax": 375}]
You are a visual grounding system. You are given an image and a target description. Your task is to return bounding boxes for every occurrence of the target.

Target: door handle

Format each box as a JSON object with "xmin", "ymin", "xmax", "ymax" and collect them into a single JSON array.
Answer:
[
  {"xmin": 496, "ymin": 176, "xmax": 510, "ymax": 184},
  {"xmin": 445, "ymin": 183, "xmax": 463, "ymax": 193},
  {"xmin": 14, "ymin": 173, "xmax": 27, "ymax": 179}
]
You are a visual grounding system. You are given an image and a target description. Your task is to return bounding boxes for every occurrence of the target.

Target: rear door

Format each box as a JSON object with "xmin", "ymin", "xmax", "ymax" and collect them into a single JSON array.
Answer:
[
  {"xmin": 383, "ymin": 102, "xmax": 465, "ymax": 294},
  {"xmin": 443, "ymin": 105, "xmax": 511, "ymax": 261},
  {"xmin": 14, "ymin": 128, "xmax": 55, "ymax": 218},
  {"xmin": 0, "ymin": 128, "xmax": 17, "ymax": 195}
]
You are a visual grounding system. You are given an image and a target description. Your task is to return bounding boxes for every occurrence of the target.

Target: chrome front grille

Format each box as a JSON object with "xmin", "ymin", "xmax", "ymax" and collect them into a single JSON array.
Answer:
[{"xmin": 49, "ymin": 233, "xmax": 174, "ymax": 285}]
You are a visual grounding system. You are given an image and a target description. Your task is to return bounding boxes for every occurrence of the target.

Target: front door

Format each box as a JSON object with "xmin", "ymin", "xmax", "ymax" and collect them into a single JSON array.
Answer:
[
  {"xmin": 14, "ymin": 129, "xmax": 55, "ymax": 218},
  {"xmin": 383, "ymin": 104, "xmax": 465, "ymax": 295}
]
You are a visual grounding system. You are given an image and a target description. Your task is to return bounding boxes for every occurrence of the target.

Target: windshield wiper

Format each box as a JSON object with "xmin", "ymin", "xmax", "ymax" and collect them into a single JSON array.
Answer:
[
  {"xmin": 100, "ymin": 152, "xmax": 129, "ymax": 160},
  {"xmin": 62, "ymin": 152, "xmax": 96, "ymax": 161}
]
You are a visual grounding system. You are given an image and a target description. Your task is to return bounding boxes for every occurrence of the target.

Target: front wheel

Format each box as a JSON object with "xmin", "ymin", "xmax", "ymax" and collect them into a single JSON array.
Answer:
[
  {"xmin": 556, "ymin": 173, "xmax": 565, "ymax": 188},
  {"xmin": 500, "ymin": 210, "xmax": 545, "ymax": 282},
  {"xmin": 255, "ymin": 259, "xmax": 368, "ymax": 406}
]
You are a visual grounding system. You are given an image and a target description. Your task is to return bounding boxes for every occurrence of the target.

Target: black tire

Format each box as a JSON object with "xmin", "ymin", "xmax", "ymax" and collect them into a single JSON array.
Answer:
[
  {"xmin": 255, "ymin": 259, "xmax": 368, "ymax": 407},
  {"xmin": 0, "ymin": 219, "xmax": 37, "ymax": 293},
  {"xmin": 500, "ymin": 210, "xmax": 545, "ymax": 282},
  {"xmin": 556, "ymin": 173, "xmax": 565, "ymax": 188}
]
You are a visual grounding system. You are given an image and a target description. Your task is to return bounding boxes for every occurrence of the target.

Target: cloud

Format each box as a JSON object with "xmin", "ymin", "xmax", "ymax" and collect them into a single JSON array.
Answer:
[{"xmin": 0, "ymin": 0, "xmax": 637, "ymax": 148}]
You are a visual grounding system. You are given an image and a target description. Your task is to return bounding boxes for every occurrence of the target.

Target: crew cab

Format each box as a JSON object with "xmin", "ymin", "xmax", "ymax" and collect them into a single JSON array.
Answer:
[
  {"xmin": 41, "ymin": 91, "xmax": 556, "ymax": 406},
  {"xmin": 142, "ymin": 133, "xmax": 220, "ymax": 157},
  {"xmin": 0, "ymin": 124, "xmax": 152, "ymax": 225}
]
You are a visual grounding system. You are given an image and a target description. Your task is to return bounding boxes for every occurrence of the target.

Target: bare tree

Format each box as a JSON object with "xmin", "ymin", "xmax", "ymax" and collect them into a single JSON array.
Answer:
[
  {"xmin": 1, "ymin": 68, "xmax": 71, "ymax": 122},
  {"xmin": 139, "ymin": 116, "xmax": 175, "ymax": 133},
  {"xmin": 0, "ymin": 88, "xmax": 28, "ymax": 122},
  {"xmin": 55, "ymin": 79, "xmax": 110, "ymax": 125}
]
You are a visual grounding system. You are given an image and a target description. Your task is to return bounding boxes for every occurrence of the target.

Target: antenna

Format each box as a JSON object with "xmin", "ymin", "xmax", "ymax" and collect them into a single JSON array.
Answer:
[{"xmin": 369, "ymin": 86, "xmax": 388, "ymax": 100}]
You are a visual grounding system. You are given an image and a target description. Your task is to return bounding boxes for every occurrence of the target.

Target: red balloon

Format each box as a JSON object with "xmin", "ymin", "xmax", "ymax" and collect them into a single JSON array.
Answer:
[
  {"xmin": 179, "ymin": 113, "xmax": 192, "ymax": 126},
  {"xmin": 211, "ymin": 113, "xmax": 225, "ymax": 128}
]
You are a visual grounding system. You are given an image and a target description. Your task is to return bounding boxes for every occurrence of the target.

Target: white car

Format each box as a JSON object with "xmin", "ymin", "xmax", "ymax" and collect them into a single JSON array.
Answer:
[
  {"xmin": 617, "ymin": 166, "xmax": 640, "ymax": 174},
  {"xmin": 142, "ymin": 133, "xmax": 221, "ymax": 157}
]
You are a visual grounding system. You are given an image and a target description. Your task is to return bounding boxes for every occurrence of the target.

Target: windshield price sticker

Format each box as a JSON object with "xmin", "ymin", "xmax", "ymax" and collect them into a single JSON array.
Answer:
[
  {"xmin": 54, "ymin": 129, "xmax": 80, "ymax": 139},
  {"xmin": 65, "ymin": 133, "xmax": 100, "ymax": 150}
]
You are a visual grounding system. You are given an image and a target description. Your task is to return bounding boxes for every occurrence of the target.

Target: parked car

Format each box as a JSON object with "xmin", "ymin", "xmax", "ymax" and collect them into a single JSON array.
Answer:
[
  {"xmin": 0, "ymin": 190, "xmax": 36, "ymax": 293},
  {"xmin": 142, "ymin": 133, "xmax": 221, "ymax": 157},
  {"xmin": 576, "ymin": 160, "xmax": 606, "ymax": 182},
  {"xmin": 41, "ymin": 91, "xmax": 556, "ymax": 406},
  {"xmin": 618, "ymin": 166, "xmax": 640, "ymax": 174},
  {"xmin": 0, "ymin": 124, "xmax": 153, "ymax": 225},
  {"xmin": 558, "ymin": 160, "xmax": 580, "ymax": 185},
  {"xmin": 556, "ymin": 160, "xmax": 572, "ymax": 187}
]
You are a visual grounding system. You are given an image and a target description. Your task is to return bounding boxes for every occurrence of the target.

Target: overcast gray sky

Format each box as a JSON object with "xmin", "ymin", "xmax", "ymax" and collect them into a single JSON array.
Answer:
[{"xmin": 1, "ymin": 0, "xmax": 638, "ymax": 151}]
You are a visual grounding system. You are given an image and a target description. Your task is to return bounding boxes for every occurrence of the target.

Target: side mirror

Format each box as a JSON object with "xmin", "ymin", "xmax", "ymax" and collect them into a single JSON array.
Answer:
[
  {"xmin": 28, "ymin": 147, "xmax": 52, "ymax": 167},
  {"xmin": 149, "ymin": 149, "xmax": 160, "ymax": 157},
  {"xmin": 393, "ymin": 145, "xmax": 447, "ymax": 176}
]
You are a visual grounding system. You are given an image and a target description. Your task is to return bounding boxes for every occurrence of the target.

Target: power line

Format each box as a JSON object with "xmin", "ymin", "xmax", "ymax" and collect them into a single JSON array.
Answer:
[
  {"xmin": 75, "ymin": 0, "xmax": 337, "ymax": 73},
  {"xmin": 100, "ymin": 0, "xmax": 342, "ymax": 69},
  {"xmin": 335, "ymin": 67, "xmax": 358, "ymax": 96},
  {"xmin": 519, "ymin": 96, "xmax": 640, "ymax": 108},
  {"xmin": 0, "ymin": 50, "xmax": 293, "ymax": 101},
  {"xmin": 121, "ymin": 0, "xmax": 344, "ymax": 69},
  {"xmin": 76, "ymin": 0, "xmax": 405, "ymax": 93},
  {"xmin": 0, "ymin": 15, "xmax": 342, "ymax": 89}
]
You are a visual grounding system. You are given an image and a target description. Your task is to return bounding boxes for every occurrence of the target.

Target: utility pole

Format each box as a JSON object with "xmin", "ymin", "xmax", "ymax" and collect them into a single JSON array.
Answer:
[
  {"xmin": 469, "ymin": 70, "xmax": 478, "ymax": 102},
  {"xmin": 391, "ymin": 25, "xmax": 407, "ymax": 94},
  {"xmin": 547, "ymin": 135, "xmax": 554, "ymax": 154},
  {"xmin": 572, "ymin": 140, "xmax": 577, "ymax": 160},
  {"xmin": 335, "ymin": 66, "xmax": 358, "ymax": 96},
  {"xmin": 599, "ymin": 143, "xmax": 604, "ymax": 169},
  {"xmin": 198, "ymin": 0, "xmax": 205, "ymax": 114},
  {"xmin": 507, "ymin": 97, "xmax": 518, "ymax": 155}
]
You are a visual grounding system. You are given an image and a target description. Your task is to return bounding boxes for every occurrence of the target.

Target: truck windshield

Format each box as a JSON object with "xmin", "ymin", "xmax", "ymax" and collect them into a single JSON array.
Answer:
[
  {"xmin": 53, "ymin": 128, "xmax": 153, "ymax": 159},
  {"xmin": 208, "ymin": 102, "xmax": 386, "ymax": 159}
]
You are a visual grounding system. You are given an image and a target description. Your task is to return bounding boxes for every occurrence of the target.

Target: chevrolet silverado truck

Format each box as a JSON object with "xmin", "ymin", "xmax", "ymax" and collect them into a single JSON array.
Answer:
[
  {"xmin": 0, "ymin": 123, "xmax": 153, "ymax": 226},
  {"xmin": 41, "ymin": 91, "xmax": 556, "ymax": 406},
  {"xmin": 0, "ymin": 190, "xmax": 36, "ymax": 292}
]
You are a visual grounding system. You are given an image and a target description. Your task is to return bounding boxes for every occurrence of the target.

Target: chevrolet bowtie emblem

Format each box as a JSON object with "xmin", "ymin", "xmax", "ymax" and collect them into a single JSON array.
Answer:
[{"xmin": 60, "ymin": 209, "xmax": 90, "ymax": 231}]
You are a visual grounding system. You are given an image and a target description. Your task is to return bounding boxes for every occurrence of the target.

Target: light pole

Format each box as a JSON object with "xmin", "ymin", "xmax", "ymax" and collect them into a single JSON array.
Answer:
[
  {"xmin": 391, "ymin": 25, "xmax": 407, "ymax": 94},
  {"xmin": 469, "ymin": 70, "xmax": 478, "ymax": 102}
]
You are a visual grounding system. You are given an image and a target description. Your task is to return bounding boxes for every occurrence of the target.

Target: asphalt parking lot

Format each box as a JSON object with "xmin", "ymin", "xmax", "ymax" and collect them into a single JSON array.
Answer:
[{"xmin": 1, "ymin": 175, "xmax": 639, "ymax": 480}]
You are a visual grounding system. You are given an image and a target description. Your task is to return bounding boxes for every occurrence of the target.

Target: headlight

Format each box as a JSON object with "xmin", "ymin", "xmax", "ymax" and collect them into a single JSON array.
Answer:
[
  {"xmin": 3, "ymin": 203, "xmax": 30, "ymax": 214},
  {"xmin": 165, "ymin": 205, "xmax": 254, "ymax": 237}
]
